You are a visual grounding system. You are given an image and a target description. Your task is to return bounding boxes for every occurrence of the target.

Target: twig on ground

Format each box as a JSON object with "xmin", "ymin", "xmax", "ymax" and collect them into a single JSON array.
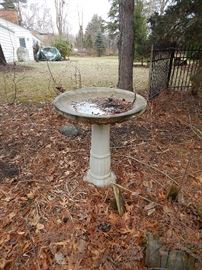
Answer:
[
  {"xmin": 123, "ymin": 155, "xmax": 179, "ymax": 186},
  {"xmin": 181, "ymin": 246, "xmax": 202, "ymax": 262},
  {"xmin": 188, "ymin": 113, "xmax": 202, "ymax": 139},
  {"xmin": 113, "ymin": 183, "xmax": 162, "ymax": 206},
  {"xmin": 15, "ymin": 179, "xmax": 48, "ymax": 187},
  {"xmin": 179, "ymin": 141, "xmax": 195, "ymax": 190}
]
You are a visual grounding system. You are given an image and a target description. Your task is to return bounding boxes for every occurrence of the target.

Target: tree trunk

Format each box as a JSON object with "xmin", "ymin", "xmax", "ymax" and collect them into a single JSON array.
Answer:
[
  {"xmin": 55, "ymin": 0, "xmax": 66, "ymax": 36},
  {"xmin": 118, "ymin": 0, "xmax": 134, "ymax": 91}
]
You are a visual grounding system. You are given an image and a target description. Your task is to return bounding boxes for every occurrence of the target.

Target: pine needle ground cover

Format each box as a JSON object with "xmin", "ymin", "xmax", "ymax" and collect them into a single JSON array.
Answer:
[{"xmin": 0, "ymin": 92, "xmax": 201, "ymax": 269}]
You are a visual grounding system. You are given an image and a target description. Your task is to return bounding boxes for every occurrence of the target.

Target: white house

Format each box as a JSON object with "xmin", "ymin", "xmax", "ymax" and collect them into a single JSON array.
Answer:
[
  {"xmin": 0, "ymin": 18, "xmax": 41, "ymax": 63},
  {"xmin": 0, "ymin": 22, "xmax": 17, "ymax": 62}
]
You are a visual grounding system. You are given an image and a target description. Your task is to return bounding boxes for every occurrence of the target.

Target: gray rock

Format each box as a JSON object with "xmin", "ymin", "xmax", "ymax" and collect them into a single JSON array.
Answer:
[
  {"xmin": 59, "ymin": 124, "xmax": 80, "ymax": 137},
  {"xmin": 145, "ymin": 233, "xmax": 196, "ymax": 270},
  {"xmin": 17, "ymin": 47, "xmax": 29, "ymax": 62},
  {"xmin": 145, "ymin": 233, "xmax": 161, "ymax": 268}
]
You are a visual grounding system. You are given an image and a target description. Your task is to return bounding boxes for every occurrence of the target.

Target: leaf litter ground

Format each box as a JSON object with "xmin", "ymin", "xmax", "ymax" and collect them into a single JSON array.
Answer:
[{"xmin": 0, "ymin": 91, "xmax": 201, "ymax": 269}]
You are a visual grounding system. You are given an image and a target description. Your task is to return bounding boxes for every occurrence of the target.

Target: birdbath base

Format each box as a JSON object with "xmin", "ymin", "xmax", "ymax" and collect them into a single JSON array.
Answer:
[{"xmin": 84, "ymin": 124, "xmax": 116, "ymax": 187}]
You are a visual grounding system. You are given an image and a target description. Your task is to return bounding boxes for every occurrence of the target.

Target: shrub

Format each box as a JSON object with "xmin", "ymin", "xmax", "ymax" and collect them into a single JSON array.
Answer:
[{"xmin": 52, "ymin": 38, "xmax": 72, "ymax": 59}]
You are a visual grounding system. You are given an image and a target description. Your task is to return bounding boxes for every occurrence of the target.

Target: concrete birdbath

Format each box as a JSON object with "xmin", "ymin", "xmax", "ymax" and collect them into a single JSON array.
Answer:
[{"xmin": 53, "ymin": 87, "xmax": 147, "ymax": 187}]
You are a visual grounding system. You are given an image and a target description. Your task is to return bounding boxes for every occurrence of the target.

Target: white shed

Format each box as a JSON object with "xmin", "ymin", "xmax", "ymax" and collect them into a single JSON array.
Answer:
[
  {"xmin": 0, "ymin": 22, "xmax": 17, "ymax": 62},
  {"xmin": 0, "ymin": 18, "xmax": 40, "ymax": 63}
]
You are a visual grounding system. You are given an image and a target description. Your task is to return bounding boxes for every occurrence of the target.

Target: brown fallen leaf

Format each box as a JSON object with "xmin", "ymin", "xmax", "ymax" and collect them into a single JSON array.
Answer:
[
  {"xmin": 8, "ymin": 212, "xmax": 16, "ymax": 219},
  {"xmin": 147, "ymin": 208, "xmax": 156, "ymax": 216},
  {"xmin": 144, "ymin": 202, "xmax": 156, "ymax": 211},
  {"xmin": 36, "ymin": 223, "xmax": 45, "ymax": 232}
]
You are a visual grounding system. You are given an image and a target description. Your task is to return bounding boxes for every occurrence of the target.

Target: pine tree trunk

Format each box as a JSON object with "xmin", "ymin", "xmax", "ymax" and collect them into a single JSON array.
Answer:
[{"xmin": 118, "ymin": 0, "xmax": 134, "ymax": 91}]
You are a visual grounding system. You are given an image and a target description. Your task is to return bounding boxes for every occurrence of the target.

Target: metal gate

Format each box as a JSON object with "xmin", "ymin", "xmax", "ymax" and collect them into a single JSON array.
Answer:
[{"xmin": 148, "ymin": 45, "xmax": 202, "ymax": 99}]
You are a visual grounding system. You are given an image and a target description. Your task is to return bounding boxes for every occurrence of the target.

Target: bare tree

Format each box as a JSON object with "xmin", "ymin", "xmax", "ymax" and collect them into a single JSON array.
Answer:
[
  {"xmin": 54, "ymin": 0, "xmax": 68, "ymax": 36},
  {"xmin": 37, "ymin": 6, "xmax": 53, "ymax": 33},
  {"xmin": 75, "ymin": 9, "xmax": 84, "ymax": 50},
  {"xmin": 117, "ymin": 0, "xmax": 134, "ymax": 91},
  {"xmin": 21, "ymin": 0, "xmax": 53, "ymax": 33}
]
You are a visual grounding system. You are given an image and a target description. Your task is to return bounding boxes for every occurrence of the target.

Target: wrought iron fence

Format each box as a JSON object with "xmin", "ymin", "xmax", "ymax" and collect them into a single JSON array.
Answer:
[{"xmin": 148, "ymin": 45, "xmax": 202, "ymax": 99}]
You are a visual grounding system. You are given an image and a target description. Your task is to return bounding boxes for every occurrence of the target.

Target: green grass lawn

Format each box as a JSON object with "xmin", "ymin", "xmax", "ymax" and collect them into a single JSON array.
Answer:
[{"xmin": 0, "ymin": 56, "xmax": 149, "ymax": 103}]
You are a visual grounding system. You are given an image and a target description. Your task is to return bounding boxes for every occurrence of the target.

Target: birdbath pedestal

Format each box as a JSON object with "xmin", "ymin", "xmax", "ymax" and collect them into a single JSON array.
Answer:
[
  {"xmin": 53, "ymin": 87, "xmax": 147, "ymax": 187},
  {"xmin": 86, "ymin": 124, "xmax": 115, "ymax": 186}
]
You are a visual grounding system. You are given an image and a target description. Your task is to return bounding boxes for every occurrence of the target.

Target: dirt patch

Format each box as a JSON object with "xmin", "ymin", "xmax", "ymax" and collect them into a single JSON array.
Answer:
[
  {"xmin": 0, "ymin": 161, "xmax": 20, "ymax": 181},
  {"xmin": 112, "ymin": 124, "xmax": 151, "ymax": 144}
]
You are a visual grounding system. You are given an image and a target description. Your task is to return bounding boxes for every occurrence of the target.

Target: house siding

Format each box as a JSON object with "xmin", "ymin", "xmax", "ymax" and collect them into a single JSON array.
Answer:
[
  {"xmin": 0, "ymin": 25, "xmax": 18, "ymax": 62},
  {"xmin": 0, "ymin": 18, "xmax": 40, "ymax": 62}
]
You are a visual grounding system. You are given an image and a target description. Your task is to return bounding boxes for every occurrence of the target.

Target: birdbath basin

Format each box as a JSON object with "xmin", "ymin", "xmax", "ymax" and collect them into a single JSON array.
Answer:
[{"xmin": 53, "ymin": 87, "xmax": 147, "ymax": 187}]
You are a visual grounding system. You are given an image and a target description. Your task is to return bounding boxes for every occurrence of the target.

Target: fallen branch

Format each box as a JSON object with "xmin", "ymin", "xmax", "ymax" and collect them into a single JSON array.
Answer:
[
  {"xmin": 188, "ymin": 114, "xmax": 202, "ymax": 139},
  {"xmin": 114, "ymin": 183, "xmax": 162, "ymax": 206},
  {"xmin": 120, "ymin": 155, "xmax": 179, "ymax": 186},
  {"xmin": 179, "ymin": 142, "xmax": 195, "ymax": 189}
]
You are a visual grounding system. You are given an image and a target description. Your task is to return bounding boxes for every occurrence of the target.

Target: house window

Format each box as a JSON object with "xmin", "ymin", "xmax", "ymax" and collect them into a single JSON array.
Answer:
[{"xmin": 19, "ymin": 38, "xmax": 26, "ymax": 48}]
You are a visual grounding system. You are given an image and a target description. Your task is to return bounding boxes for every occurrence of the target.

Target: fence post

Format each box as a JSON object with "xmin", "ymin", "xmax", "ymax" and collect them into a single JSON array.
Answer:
[
  {"xmin": 148, "ymin": 44, "xmax": 154, "ymax": 100},
  {"xmin": 166, "ymin": 47, "xmax": 175, "ymax": 89}
]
